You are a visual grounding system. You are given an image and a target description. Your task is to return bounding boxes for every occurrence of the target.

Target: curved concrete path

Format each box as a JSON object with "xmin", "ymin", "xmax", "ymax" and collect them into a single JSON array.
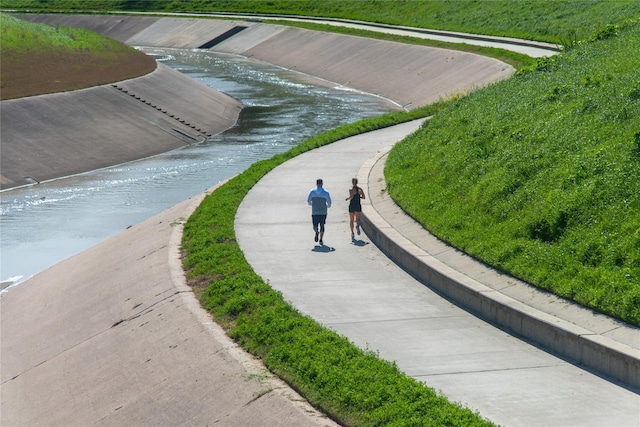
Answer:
[
  {"xmin": 235, "ymin": 119, "xmax": 640, "ymax": 427},
  {"xmin": 2, "ymin": 14, "xmax": 517, "ymax": 426}
]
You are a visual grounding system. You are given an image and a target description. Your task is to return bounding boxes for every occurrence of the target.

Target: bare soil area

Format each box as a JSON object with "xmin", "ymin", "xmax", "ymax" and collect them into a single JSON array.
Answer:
[{"xmin": 1, "ymin": 49, "xmax": 156, "ymax": 100}]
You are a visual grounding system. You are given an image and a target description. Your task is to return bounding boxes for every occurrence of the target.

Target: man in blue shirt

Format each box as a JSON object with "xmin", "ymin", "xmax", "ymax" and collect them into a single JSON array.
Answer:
[{"xmin": 307, "ymin": 178, "xmax": 332, "ymax": 245}]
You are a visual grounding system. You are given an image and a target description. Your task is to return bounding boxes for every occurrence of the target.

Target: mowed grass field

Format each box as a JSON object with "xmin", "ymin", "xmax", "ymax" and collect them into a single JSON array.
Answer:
[
  {"xmin": 387, "ymin": 21, "xmax": 640, "ymax": 326},
  {"xmin": 5, "ymin": 0, "xmax": 640, "ymax": 43}
]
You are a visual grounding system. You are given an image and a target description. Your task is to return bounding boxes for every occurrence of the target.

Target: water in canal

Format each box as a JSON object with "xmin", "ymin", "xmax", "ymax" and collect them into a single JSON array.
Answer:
[{"xmin": 0, "ymin": 48, "xmax": 397, "ymax": 289}]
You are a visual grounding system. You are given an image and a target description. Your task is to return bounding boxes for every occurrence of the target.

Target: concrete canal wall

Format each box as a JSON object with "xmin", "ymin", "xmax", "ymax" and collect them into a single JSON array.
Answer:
[
  {"xmin": 2, "ymin": 14, "xmax": 514, "ymax": 190},
  {"xmin": 1, "ymin": 64, "xmax": 241, "ymax": 189}
]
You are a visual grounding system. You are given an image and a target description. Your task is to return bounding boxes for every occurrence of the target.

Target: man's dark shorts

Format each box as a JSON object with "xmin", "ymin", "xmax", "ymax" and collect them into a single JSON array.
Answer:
[{"xmin": 312, "ymin": 214, "xmax": 327, "ymax": 231}]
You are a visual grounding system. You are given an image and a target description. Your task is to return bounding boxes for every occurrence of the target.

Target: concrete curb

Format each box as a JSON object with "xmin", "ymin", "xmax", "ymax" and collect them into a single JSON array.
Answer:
[{"xmin": 357, "ymin": 144, "xmax": 640, "ymax": 390}]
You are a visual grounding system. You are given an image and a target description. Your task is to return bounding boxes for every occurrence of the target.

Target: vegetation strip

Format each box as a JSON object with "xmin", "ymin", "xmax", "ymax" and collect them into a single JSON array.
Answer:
[
  {"xmin": 5, "ymin": 0, "xmax": 640, "ymax": 44},
  {"xmin": 386, "ymin": 18, "xmax": 640, "ymax": 326}
]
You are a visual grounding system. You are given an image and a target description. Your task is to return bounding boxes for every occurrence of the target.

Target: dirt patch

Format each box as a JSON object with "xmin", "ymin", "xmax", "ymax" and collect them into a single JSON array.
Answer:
[{"xmin": 1, "ymin": 48, "xmax": 156, "ymax": 100}]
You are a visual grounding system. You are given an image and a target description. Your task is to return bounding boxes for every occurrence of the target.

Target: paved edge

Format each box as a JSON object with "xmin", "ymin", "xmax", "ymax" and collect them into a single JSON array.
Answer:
[{"xmin": 357, "ymin": 143, "xmax": 640, "ymax": 391}]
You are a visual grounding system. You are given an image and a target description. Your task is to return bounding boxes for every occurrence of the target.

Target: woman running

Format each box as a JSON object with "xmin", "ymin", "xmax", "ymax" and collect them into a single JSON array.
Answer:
[{"xmin": 345, "ymin": 177, "xmax": 366, "ymax": 240}]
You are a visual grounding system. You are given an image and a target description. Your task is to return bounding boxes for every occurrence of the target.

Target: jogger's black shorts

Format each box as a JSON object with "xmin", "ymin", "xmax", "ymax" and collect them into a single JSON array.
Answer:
[{"xmin": 312, "ymin": 214, "xmax": 327, "ymax": 232}]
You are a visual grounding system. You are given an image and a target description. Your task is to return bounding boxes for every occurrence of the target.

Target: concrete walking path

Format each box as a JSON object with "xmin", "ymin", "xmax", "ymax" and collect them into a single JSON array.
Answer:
[
  {"xmin": 3, "ymin": 120, "xmax": 637, "ymax": 426},
  {"xmin": 235, "ymin": 119, "xmax": 640, "ymax": 427}
]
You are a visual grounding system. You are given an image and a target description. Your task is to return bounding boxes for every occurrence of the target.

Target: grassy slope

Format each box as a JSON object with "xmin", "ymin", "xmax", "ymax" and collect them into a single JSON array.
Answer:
[
  {"xmin": 386, "ymin": 21, "xmax": 640, "ymax": 325},
  {"xmin": 0, "ymin": 14, "xmax": 155, "ymax": 99},
  {"xmin": 4, "ymin": 0, "xmax": 640, "ymax": 44},
  {"xmin": 177, "ymin": 0, "xmax": 640, "ymax": 44}
]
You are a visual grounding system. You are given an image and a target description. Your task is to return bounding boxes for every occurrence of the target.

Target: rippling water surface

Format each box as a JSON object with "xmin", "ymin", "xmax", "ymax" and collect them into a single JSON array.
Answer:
[{"xmin": 1, "ymin": 48, "xmax": 395, "ymax": 288}]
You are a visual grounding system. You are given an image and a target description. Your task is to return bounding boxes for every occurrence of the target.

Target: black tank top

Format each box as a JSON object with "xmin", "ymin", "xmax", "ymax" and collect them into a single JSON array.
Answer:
[{"xmin": 349, "ymin": 186, "xmax": 361, "ymax": 209}]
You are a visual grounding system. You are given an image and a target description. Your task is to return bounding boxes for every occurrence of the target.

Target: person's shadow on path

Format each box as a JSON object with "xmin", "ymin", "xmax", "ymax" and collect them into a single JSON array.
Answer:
[
  {"xmin": 351, "ymin": 238, "xmax": 369, "ymax": 247},
  {"xmin": 312, "ymin": 244, "xmax": 336, "ymax": 252}
]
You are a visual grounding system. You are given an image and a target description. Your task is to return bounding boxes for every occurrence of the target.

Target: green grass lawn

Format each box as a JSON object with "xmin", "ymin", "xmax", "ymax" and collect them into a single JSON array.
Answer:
[
  {"xmin": 5, "ymin": 0, "xmax": 640, "ymax": 44},
  {"xmin": 1, "ymin": 12, "xmax": 133, "ymax": 54},
  {"xmin": 178, "ymin": 0, "xmax": 640, "ymax": 44},
  {"xmin": 0, "ymin": 13, "xmax": 155, "ymax": 99},
  {"xmin": 386, "ymin": 19, "xmax": 640, "ymax": 326}
]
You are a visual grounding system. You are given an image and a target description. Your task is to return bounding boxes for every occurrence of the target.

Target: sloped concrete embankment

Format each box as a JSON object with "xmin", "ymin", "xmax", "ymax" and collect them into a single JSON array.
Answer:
[
  {"xmin": 5, "ymin": 14, "xmax": 512, "ymax": 191},
  {"xmin": 6, "ymin": 14, "xmax": 512, "ymax": 190},
  {"xmin": 1, "ymin": 63, "xmax": 241, "ymax": 190},
  {"xmin": 117, "ymin": 15, "xmax": 514, "ymax": 109},
  {"xmin": 0, "ymin": 188, "xmax": 338, "ymax": 427},
  {"xmin": 16, "ymin": 13, "xmax": 514, "ymax": 108}
]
